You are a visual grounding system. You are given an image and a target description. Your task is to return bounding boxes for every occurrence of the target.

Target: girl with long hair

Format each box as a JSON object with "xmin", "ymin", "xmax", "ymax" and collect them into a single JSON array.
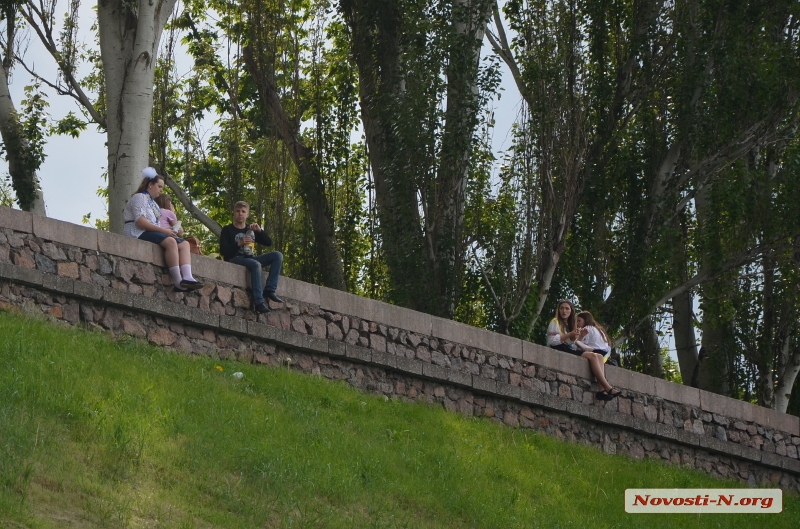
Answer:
[
  {"xmin": 123, "ymin": 168, "xmax": 202, "ymax": 292},
  {"xmin": 546, "ymin": 300, "xmax": 580, "ymax": 353},
  {"xmin": 575, "ymin": 311, "xmax": 620, "ymax": 400}
]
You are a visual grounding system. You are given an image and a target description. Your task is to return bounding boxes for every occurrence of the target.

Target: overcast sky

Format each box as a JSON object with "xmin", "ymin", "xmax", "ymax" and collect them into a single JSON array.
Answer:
[{"xmin": 6, "ymin": 3, "xmax": 521, "ymax": 228}]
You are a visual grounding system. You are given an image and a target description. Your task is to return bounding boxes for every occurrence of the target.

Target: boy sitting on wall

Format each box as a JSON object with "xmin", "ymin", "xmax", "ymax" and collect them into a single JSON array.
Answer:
[{"xmin": 219, "ymin": 201, "xmax": 283, "ymax": 313}]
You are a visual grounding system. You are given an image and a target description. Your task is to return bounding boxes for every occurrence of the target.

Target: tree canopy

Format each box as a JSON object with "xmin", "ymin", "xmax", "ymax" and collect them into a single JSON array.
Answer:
[{"xmin": 2, "ymin": 0, "xmax": 799, "ymax": 414}]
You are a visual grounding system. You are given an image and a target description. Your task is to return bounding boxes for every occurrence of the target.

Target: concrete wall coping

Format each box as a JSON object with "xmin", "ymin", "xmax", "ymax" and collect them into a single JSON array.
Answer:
[{"xmin": 1, "ymin": 205, "xmax": 798, "ymax": 437}]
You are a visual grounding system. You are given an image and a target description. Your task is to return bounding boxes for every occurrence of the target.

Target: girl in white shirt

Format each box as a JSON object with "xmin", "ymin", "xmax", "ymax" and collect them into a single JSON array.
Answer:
[
  {"xmin": 574, "ymin": 311, "xmax": 620, "ymax": 400},
  {"xmin": 123, "ymin": 168, "xmax": 202, "ymax": 292}
]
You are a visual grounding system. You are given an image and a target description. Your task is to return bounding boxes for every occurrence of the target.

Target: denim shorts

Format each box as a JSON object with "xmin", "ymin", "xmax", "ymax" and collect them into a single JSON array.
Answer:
[{"xmin": 138, "ymin": 231, "xmax": 185, "ymax": 245}]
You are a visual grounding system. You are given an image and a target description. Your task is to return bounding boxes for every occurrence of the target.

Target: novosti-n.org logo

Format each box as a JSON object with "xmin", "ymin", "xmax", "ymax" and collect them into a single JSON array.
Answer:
[{"xmin": 625, "ymin": 489, "xmax": 782, "ymax": 513}]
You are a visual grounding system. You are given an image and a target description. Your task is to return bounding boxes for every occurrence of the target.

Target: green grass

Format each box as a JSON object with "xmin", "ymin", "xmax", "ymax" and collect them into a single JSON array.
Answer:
[{"xmin": 0, "ymin": 309, "xmax": 797, "ymax": 528}]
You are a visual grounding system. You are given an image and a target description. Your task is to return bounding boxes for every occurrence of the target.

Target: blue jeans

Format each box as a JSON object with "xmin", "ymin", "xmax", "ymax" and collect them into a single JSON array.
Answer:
[{"xmin": 230, "ymin": 252, "xmax": 283, "ymax": 305}]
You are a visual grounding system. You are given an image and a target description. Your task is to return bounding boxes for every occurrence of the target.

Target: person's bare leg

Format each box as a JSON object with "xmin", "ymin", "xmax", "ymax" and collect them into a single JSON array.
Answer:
[
  {"xmin": 581, "ymin": 351, "xmax": 612, "ymax": 392},
  {"xmin": 177, "ymin": 240, "xmax": 191, "ymax": 266},
  {"xmin": 160, "ymin": 237, "xmax": 179, "ymax": 267}
]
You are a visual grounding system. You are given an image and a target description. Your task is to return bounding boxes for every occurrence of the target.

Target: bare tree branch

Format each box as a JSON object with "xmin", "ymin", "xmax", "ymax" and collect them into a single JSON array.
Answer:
[
  {"xmin": 19, "ymin": 1, "xmax": 106, "ymax": 128},
  {"xmin": 156, "ymin": 166, "xmax": 222, "ymax": 237},
  {"xmin": 613, "ymin": 234, "xmax": 800, "ymax": 347}
]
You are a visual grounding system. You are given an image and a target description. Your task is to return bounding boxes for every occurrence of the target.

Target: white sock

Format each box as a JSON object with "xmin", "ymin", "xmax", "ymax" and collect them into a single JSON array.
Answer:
[
  {"xmin": 169, "ymin": 266, "xmax": 183, "ymax": 286},
  {"xmin": 180, "ymin": 264, "xmax": 196, "ymax": 282}
]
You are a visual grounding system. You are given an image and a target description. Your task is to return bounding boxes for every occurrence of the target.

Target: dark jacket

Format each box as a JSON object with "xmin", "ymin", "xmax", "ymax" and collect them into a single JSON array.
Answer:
[{"xmin": 219, "ymin": 224, "xmax": 272, "ymax": 261}]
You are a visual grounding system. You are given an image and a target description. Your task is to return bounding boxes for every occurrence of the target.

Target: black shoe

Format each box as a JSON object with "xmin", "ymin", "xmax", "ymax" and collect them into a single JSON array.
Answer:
[
  {"xmin": 180, "ymin": 279, "xmax": 204, "ymax": 290},
  {"xmin": 173, "ymin": 286, "xmax": 189, "ymax": 292},
  {"xmin": 596, "ymin": 390, "xmax": 614, "ymax": 401},
  {"xmin": 264, "ymin": 291, "xmax": 283, "ymax": 303},
  {"xmin": 254, "ymin": 302, "xmax": 271, "ymax": 313}
]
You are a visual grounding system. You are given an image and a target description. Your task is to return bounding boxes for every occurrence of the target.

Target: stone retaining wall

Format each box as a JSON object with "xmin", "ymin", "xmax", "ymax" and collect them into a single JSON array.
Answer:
[{"xmin": 1, "ymin": 206, "xmax": 799, "ymax": 493}]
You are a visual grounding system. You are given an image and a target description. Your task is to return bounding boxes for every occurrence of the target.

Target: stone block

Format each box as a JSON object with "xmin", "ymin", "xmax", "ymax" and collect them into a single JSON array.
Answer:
[
  {"xmin": 320, "ymin": 286, "xmax": 430, "ymax": 336},
  {"xmin": 57, "ymin": 262, "xmax": 80, "ymax": 279},
  {"xmin": 396, "ymin": 356, "xmax": 423, "ymax": 375},
  {"xmin": 121, "ymin": 318, "xmax": 147, "ymax": 338},
  {"xmin": 303, "ymin": 335, "xmax": 329, "ymax": 354},
  {"xmin": 33, "ymin": 215, "xmax": 97, "ymax": 251},
  {"xmin": 699, "ymin": 390, "xmax": 753, "ymax": 424},
  {"xmin": 42, "ymin": 274, "xmax": 74, "ymax": 295},
  {"xmin": 496, "ymin": 383, "xmax": 522, "ymax": 400},
  {"xmin": 219, "ymin": 315, "xmax": 247, "ymax": 335},
  {"xmin": 422, "ymin": 362, "xmax": 448, "ymax": 381},
  {"xmin": 73, "ymin": 280, "xmax": 102, "ymax": 300},
  {"xmin": 653, "ymin": 378, "xmax": 701, "ymax": 407},
  {"xmin": 102, "ymin": 286, "xmax": 135, "ymax": 307},
  {"xmin": 372, "ymin": 350, "xmax": 398, "ymax": 369},
  {"xmin": 603, "ymin": 410, "xmax": 638, "ymax": 431},
  {"xmin": 188, "ymin": 308, "xmax": 219, "ymax": 328},
  {"xmin": 782, "ymin": 456, "xmax": 800, "ymax": 474},
  {"xmin": 97, "ymin": 230, "xmax": 153, "ymax": 262},
  {"xmin": 738, "ymin": 444, "xmax": 763, "ymax": 463},
  {"xmin": 606, "ymin": 367, "xmax": 655, "ymax": 396},
  {"xmin": 519, "ymin": 387, "xmax": 544, "ymax": 406},
  {"xmin": 472, "ymin": 376, "xmax": 497, "ymax": 394},
  {"xmin": 760, "ymin": 451, "xmax": 785, "ymax": 471},
  {"xmin": 522, "ymin": 340, "xmax": 552, "ymax": 364},
  {"xmin": 34, "ymin": 253, "xmax": 56, "ymax": 274},
  {"xmin": 538, "ymin": 392, "xmax": 568, "ymax": 412},
  {"xmin": 447, "ymin": 370, "xmax": 472, "ymax": 388},
  {"xmin": 698, "ymin": 434, "xmax": 730, "ymax": 454},
  {"xmin": 673, "ymin": 427, "xmax": 701, "ymax": 447},
  {"xmin": 273, "ymin": 327, "xmax": 306, "ymax": 349},
  {"xmin": 132, "ymin": 295, "xmax": 187, "ymax": 322},
  {"xmin": 0, "ymin": 206, "xmax": 33, "ymax": 233},
  {"xmin": 192, "ymin": 256, "xmax": 247, "ymax": 287},
  {"xmin": 751, "ymin": 406, "xmax": 799, "ymax": 436},
  {"xmin": 432, "ymin": 316, "xmax": 522, "ymax": 360},
  {"xmin": 150, "ymin": 244, "xmax": 166, "ymax": 267},
  {"xmin": 281, "ymin": 276, "xmax": 321, "ymax": 306},
  {"xmin": 149, "ymin": 328, "xmax": 177, "ymax": 346},
  {"xmin": 655, "ymin": 422, "xmax": 678, "ymax": 441},
  {"xmin": 247, "ymin": 320, "xmax": 279, "ymax": 341},
  {"xmin": 10, "ymin": 265, "xmax": 43, "ymax": 286},
  {"xmin": 345, "ymin": 343, "xmax": 372, "ymax": 363},
  {"xmin": 328, "ymin": 340, "xmax": 346, "ymax": 357}
]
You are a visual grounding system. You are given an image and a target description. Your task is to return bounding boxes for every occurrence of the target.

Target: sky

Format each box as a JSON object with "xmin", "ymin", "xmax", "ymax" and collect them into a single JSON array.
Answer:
[
  {"xmin": 6, "ymin": 4, "xmax": 521, "ymax": 228},
  {"xmin": 3, "ymin": 3, "xmax": 683, "ymax": 359}
]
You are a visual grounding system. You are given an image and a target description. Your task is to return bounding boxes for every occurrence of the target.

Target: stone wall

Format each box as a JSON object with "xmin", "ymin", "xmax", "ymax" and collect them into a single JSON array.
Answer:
[{"xmin": 1, "ymin": 206, "xmax": 799, "ymax": 493}]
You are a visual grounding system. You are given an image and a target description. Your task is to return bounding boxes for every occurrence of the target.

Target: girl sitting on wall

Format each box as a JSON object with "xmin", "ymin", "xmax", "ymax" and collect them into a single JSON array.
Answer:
[
  {"xmin": 123, "ymin": 168, "xmax": 203, "ymax": 293},
  {"xmin": 575, "ymin": 310, "xmax": 620, "ymax": 400},
  {"xmin": 546, "ymin": 301, "xmax": 621, "ymax": 401},
  {"xmin": 546, "ymin": 300, "xmax": 580, "ymax": 354}
]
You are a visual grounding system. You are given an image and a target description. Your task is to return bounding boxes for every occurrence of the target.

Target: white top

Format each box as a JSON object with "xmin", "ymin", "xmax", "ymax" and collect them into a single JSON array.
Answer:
[
  {"xmin": 579, "ymin": 326, "xmax": 610, "ymax": 353},
  {"xmin": 123, "ymin": 192, "xmax": 162, "ymax": 238},
  {"xmin": 547, "ymin": 319, "xmax": 573, "ymax": 346}
]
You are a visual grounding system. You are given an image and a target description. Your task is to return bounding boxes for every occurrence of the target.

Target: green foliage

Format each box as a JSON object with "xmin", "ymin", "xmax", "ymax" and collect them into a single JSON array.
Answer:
[
  {"xmin": 52, "ymin": 111, "xmax": 87, "ymax": 138},
  {"xmin": 2, "ymin": 310, "xmax": 799, "ymax": 527},
  {"xmin": 0, "ymin": 177, "xmax": 15, "ymax": 207}
]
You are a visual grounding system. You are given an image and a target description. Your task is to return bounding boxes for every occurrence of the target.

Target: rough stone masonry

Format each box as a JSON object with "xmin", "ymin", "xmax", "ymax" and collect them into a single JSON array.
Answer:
[{"xmin": 1, "ymin": 205, "xmax": 798, "ymax": 494}]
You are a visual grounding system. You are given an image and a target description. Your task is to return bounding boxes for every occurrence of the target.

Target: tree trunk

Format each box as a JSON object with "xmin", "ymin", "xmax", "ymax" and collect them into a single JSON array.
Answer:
[
  {"xmin": 693, "ymin": 183, "xmax": 730, "ymax": 394},
  {"xmin": 431, "ymin": 0, "xmax": 493, "ymax": 317},
  {"xmin": 671, "ymin": 216, "xmax": 698, "ymax": 384},
  {"xmin": 99, "ymin": 0, "xmax": 176, "ymax": 233},
  {"xmin": 341, "ymin": 0, "xmax": 440, "ymax": 314},
  {"xmin": 775, "ymin": 337, "xmax": 800, "ymax": 413},
  {"xmin": 640, "ymin": 317, "xmax": 665, "ymax": 379},
  {"xmin": 672, "ymin": 288, "xmax": 698, "ymax": 385},
  {"xmin": 242, "ymin": 46, "xmax": 347, "ymax": 291},
  {"xmin": 0, "ymin": 57, "xmax": 46, "ymax": 215}
]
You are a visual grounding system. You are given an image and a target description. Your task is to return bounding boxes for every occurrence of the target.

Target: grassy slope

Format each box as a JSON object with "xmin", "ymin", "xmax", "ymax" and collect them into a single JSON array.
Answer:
[{"xmin": 0, "ymin": 310, "xmax": 797, "ymax": 528}]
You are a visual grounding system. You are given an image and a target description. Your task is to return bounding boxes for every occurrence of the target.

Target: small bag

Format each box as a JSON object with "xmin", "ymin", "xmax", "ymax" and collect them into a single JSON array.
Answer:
[{"xmin": 186, "ymin": 236, "xmax": 203, "ymax": 255}]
